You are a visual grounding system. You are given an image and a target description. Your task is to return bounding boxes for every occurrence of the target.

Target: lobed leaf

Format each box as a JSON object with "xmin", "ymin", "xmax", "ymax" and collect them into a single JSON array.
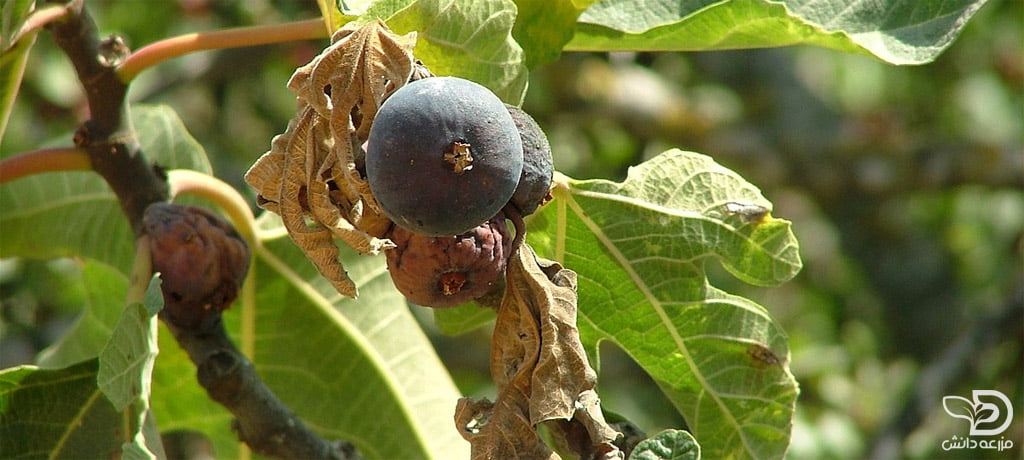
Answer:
[
  {"xmin": 527, "ymin": 149, "xmax": 801, "ymax": 459},
  {"xmin": 568, "ymin": 0, "xmax": 990, "ymax": 65},
  {"xmin": 97, "ymin": 275, "xmax": 163, "ymax": 411}
]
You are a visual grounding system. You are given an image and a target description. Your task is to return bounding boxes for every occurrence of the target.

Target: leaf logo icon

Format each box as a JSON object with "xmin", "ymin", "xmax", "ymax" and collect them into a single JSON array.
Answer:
[
  {"xmin": 942, "ymin": 390, "xmax": 1014, "ymax": 436},
  {"xmin": 943, "ymin": 396, "xmax": 978, "ymax": 424}
]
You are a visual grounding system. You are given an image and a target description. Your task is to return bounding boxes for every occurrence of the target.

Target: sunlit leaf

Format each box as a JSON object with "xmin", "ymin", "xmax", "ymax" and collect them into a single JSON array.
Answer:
[
  {"xmin": 366, "ymin": 0, "xmax": 528, "ymax": 103},
  {"xmin": 528, "ymin": 149, "xmax": 801, "ymax": 459},
  {"xmin": 569, "ymin": 0, "xmax": 989, "ymax": 65},
  {"xmin": 433, "ymin": 301, "xmax": 496, "ymax": 336},
  {"xmin": 510, "ymin": 0, "xmax": 582, "ymax": 69}
]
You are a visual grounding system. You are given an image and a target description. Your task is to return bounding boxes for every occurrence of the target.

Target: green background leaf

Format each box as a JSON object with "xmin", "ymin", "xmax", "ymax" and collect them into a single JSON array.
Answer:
[
  {"xmin": 0, "ymin": 0, "xmax": 36, "ymax": 140},
  {"xmin": 36, "ymin": 262, "xmax": 129, "ymax": 369},
  {"xmin": 568, "ymin": 0, "xmax": 990, "ymax": 65},
  {"xmin": 0, "ymin": 360, "xmax": 124, "ymax": 459},
  {"xmin": 241, "ymin": 230, "xmax": 469, "ymax": 459},
  {"xmin": 432, "ymin": 302, "xmax": 495, "ymax": 336},
  {"xmin": 0, "ymin": 104, "xmax": 212, "ymax": 270},
  {"xmin": 528, "ymin": 150, "xmax": 800, "ymax": 459},
  {"xmin": 510, "ymin": 0, "xmax": 583, "ymax": 69}
]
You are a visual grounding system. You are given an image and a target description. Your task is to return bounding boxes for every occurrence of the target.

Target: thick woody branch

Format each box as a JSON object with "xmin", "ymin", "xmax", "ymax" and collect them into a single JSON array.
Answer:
[
  {"xmin": 45, "ymin": 0, "xmax": 166, "ymax": 235},
  {"xmin": 43, "ymin": 2, "xmax": 352, "ymax": 458},
  {"xmin": 164, "ymin": 319, "xmax": 351, "ymax": 460}
]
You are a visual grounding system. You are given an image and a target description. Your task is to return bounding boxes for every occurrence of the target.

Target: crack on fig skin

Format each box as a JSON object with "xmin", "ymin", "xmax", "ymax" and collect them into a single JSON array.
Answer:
[{"xmin": 443, "ymin": 141, "xmax": 474, "ymax": 174}]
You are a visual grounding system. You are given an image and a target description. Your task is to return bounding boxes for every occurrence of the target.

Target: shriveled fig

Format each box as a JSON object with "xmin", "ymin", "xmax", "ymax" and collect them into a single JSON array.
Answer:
[
  {"xmin": 506, "ymin": 104, "xmax": 553, "ymax": 216},
  {"xmin": 367, "ymin": 77, "xmax": 524, "ymax": 236},
  {"xmin": 144, "ymin": 203, "xmax": 250, "ymax": 330},
  {"xmin": 385, "ymin": 215, "xmax": 512, "ymax": 308}
]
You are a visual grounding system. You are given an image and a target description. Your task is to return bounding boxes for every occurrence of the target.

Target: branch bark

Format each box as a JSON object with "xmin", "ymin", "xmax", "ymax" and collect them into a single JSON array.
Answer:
[
  {"xmin": 44, "ymin": 1, "xmax": 352, "ymax": 458},
  {"xmin": 45, "ymin": 0, "xmax": 165, "ymax": 235}
]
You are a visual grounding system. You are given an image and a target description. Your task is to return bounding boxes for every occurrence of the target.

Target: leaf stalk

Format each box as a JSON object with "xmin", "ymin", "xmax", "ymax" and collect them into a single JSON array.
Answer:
[
  {"xmin": 0, "ymin": 147, "xmax": 91, "ymax": 184},
  {"xmin": 116, "ymin": 18, "xmax": 328, "ymax": 82}
]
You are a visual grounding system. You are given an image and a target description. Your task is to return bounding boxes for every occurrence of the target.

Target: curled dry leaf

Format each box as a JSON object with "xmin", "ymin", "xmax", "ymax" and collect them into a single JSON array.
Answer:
[
  {"xmin": 456, "ymin": 244, "xmax": 622, "ymax": 459},
  {"xmin": 245, "ymin": 20, "xmax": 418, "ymax": 297}
]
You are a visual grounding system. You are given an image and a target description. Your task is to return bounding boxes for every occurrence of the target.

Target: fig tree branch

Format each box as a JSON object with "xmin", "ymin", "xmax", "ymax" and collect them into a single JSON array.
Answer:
[
  {"xmin": 46, "ymin": 0, "xmax": 165, "ymax": 235},
  {"xmin": 41, "ymin": 1, "xmax": 352, "ymax": 458}
]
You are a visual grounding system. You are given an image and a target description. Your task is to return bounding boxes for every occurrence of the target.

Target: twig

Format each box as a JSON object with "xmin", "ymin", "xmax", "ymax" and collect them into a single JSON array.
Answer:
[
  {"xmin": 116, "ymin": 18, "xmax": 328, "ymax": 82},
  {"xmin": 0, "ymin": 147, "xmax": 91, "ymax": 184},
  {"xmin": 168, "ymin": 169, "xmax": 258, "ymax": 244}
]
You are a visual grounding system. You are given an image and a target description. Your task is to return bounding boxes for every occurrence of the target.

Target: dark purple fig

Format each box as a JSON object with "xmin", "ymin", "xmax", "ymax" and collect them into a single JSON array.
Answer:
[
  {"xmin": 506, "ymin": 104, "xmax": 553, "ymax": 216},
  {"xmin": 367, "ymin": 77, "xmax": 523, "ymax": 236}
]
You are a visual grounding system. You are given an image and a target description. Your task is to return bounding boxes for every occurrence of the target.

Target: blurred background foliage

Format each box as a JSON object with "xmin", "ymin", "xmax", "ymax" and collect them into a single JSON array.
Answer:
[{"xmin": 1, "ymin": 0, "xmax": 1021, "ymax": 458}]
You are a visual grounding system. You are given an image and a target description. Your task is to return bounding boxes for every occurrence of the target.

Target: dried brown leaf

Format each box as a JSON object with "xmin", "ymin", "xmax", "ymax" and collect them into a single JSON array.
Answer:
[
  {"xmin": 457, "ymin": 244, "xmax": 622, "ymax": 459},
  {"xmin": 245, "ymin": 21, "xmax": 418, "ymax": 297}
]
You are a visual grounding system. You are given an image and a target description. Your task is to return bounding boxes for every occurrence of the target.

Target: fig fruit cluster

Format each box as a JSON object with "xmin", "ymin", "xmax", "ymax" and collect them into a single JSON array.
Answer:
[{"xmin": 367, "ymin": 76, "xmax": 552, "ymax": 308}]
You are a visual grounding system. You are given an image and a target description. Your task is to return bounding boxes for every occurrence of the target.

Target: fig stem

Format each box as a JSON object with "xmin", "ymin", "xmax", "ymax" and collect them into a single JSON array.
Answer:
[
  {"xmin": 168, "ymin": 169, "xmax": 258, "ymax": 246},
  {"xmin": 503, "ymin": 203, "xmax": 527, "ymax": 254},
  {"xmin": 0, "ymin": 147, "xmax": 91, "ymax": 184},
  {"xmin": 116, "ymin": 18, "xmax": 328, "ymax": 82}
]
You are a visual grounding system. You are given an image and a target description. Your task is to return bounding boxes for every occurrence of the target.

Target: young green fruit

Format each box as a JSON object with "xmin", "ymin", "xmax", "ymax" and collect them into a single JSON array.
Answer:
[
  {"xmin": 367, "ymin": 77, "xmax": 524, "ymax": 236},
  {"xmin": 385, "ymin": 215, "xmax": 511, "ymax": 308}
]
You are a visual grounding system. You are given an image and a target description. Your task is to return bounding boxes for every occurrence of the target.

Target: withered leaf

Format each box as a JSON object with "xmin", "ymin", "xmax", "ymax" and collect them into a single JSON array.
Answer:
[
  {"xmin": 245, "ymin": 21, "xmax": 417, "ymax": 297},
  {"xmin": 456, "ymin": 244, "xmax": 622, "ymax": 459}
]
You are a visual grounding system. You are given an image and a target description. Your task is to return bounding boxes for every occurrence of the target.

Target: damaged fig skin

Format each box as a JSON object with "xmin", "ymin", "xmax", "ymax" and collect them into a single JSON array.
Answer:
[
  {"xmin": 367, "ymin": 76, "xmax": 524, "ymax": 236},
  {"xmin": 144, "ymin": 203, "xmax": 250, "ymax": 330},
  {"xmin": 506, "ymin": 104, "xmax": 553, "ymax": 216},
  {"xmin": 386, "ymin": 215, "xmax": 512, "ymax": 308}
]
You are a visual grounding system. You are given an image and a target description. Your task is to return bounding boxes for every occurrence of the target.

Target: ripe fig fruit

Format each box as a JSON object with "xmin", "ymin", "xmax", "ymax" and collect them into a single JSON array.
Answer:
[
  {"xmin": 144, "ymin": 203, "xmax": 250, "ymax": 330},
  {"xmin": 367, "ymin": 77, "xmax": 524, "ymax": 236},
  {"xmin": 385, "ymin": 215, "xmax": 511, "ymax": 308},
  {"xmin": 506, "ymin": 104, "xmax": 553, "ymax": 216}
]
